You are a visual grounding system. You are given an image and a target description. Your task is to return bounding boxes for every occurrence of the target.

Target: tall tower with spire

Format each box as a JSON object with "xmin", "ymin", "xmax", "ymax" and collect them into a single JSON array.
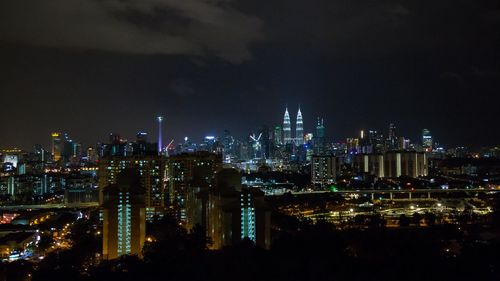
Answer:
[
  {"xmin": 283, "ymin": 107, "xmax": 292, "ymax": 144},
  {"xmin": 295, "ymin": 107, "xmax": 304, "ymax": 145},
  {"xmin": 157, "ymin": 116, "xmax": 163, "ymax": 155}
]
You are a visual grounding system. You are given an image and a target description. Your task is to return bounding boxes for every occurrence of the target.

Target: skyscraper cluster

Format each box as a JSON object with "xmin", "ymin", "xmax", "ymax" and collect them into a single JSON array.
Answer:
[
  {"xmin": 282, "ymin": 106, "xmax": 304, "ymax": 145},
  {"xmin": 51, "ymin": 132, "xmax": 83, "ymax": 165}
]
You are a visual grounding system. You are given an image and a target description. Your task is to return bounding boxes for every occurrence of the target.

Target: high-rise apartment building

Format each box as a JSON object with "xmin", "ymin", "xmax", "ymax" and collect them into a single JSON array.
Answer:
[
  {"xmin": 206, "ymin": 168, "xmax": 271, "ymax": 250},
  {"xmin": 352, "ymin": 151, "xmax": 428, "ymax": 178},
  {"xmin": 102, "ymin": 168, "xmax": 146, "ymax": 260},
  {"xmin": 166, "ymin": 151, "xmax": 222, "ymax": 226},
  {"xmin": 98, "ymin": 155, "xmax": 165, "ymax": 219},
  {"xmin": 384, "ymin": 151, "xmax": 428, "ymax": 178},
  {"xmin": 311, "ymin": 155, "xmax": 338, "ymax": 185},
  {"xmin": 352, "ymin": 154, "xmax": 385, "ymax": 178}
]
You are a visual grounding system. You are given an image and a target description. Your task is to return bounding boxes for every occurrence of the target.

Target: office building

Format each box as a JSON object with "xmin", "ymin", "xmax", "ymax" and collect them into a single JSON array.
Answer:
[
  {"xmin": 274, "ymin": 125, "xmax": 283, "ymax": 145},
  {"xmin": 222, "ymin": 130, "xmax": 235, "ymax": 162},
  {"xmin": 387, "ymin": 123, "xmax": 397, "ymax": 150},
  {"xmin": 422, "ymin": 129, "xmax": 433, "ymax": 152},
  {"xmin": 258, "ymin": 126, "xmax": 270, "ymax": 159},
  {"xmin": 51, "ymin": 133, "xmax": 63, "ymax": 162}
]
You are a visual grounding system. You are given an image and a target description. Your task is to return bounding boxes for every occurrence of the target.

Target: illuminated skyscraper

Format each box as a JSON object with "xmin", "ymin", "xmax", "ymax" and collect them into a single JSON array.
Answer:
[
  {"xmin": 313, "ymin": 118, "xmax": 325, "ymax": 155},
  {"xmin": 388, "ymin": 123, "xmax": 397, "ymax": 150},
  {"xmin": 87, "ymin": 147, "xmax": 98, "ymax": 163},
  {"xmin": 283, "ymin": 107, "xmax": 292, "ymax": 144},
  {"xmin": 137, "ymin": 132, "xmax": 148, "ymax": 143},
  {"xmin": 258, "ymin": 126, "xmax": 270, "ymax": 159},
  {"xmin": 389, "ymin": 123, "xmax": 396, "ymax": 140},
  {"xmin": 274, "ymin": 125, "xmax": 283, "ymax": 145},
  {"xmin": 368, "ymin": 130, "xmax": 385, "ymax": 153},
  {"xmin": 422, "ymin": 129, "xmax": 433, "ymax": 152},
  {"xmin": 102, "ymin": 168, "xmax": 146, "ymax": 260},
  {"xmin": 62, "ymin": 133, "xmax": 76, "ymax": 164},
  {"xmin": 133, "ymin": 132, "xmax": 157, "ymax": 155},
  {"xmin": 108, "ymin": 133, "xmax": 126, "ymax": 157},
  {"xmin": 157, "ymin": 116, "xmax": 163, "ymax": 155},
  {"xmin": 51, "ymin": 132, "xmax": 62, "ymax": 162},
  {"xmin": 202, "ymin": 136, "xmax": 217, "ymax": 153},
  {"xmin": 295, "ymin": 107, "xmax": 304, "ymax": 145},
  {"xmin": 33, "ymin": 144, "xmax": 48, "ymax": 163},
  {"xmin": 222, "ymin": 130, "xmax": 235, "ymax": 162}
]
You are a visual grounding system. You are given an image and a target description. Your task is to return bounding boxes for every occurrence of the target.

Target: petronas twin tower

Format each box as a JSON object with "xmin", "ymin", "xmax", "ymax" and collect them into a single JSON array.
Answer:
[{"xmin": 283, "ymin": 106, "xmax": 304, "ymax": 145}]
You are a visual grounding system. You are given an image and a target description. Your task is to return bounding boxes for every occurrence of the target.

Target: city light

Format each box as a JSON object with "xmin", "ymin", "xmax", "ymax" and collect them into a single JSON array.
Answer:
[{"xmin": 0, "ymin": 3, "xmax": 499, "ymax": 278}]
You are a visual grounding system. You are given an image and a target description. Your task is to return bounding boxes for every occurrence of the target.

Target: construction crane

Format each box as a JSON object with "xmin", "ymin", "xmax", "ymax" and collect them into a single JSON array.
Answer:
[{"xmin": 166, "ymin": 139, "xmax": 175, "ymax": 156}]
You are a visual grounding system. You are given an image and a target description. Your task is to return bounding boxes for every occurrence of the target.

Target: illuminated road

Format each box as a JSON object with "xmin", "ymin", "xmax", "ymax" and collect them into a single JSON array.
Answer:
[
  {"xmin": 268, "ymin": 188, "xmax": 500, "ymax": 197},
  {"xmin": 0, "ymin": 202, "xmax": 99, "ymax": 210}
]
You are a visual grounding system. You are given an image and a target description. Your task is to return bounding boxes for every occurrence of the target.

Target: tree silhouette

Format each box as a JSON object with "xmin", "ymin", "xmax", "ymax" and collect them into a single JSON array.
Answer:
[
  {"xmin": 424, "ymin": 212, "xmax": 437, "ymax": 227},
  {"xmin": 399, "ymin": 214, "xmax": 410, "ymax": 227},
  {"xmin": 412, "ymin": 212, "xmax": 422, "ymax": 226},
  {"xmin": 187, "ymin": 223, "xmax": 211, "ymax": 252}
]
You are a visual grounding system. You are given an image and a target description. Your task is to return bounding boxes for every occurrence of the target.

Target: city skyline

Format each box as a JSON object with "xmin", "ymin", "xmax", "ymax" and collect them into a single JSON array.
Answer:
[
  {"xmin": 0, "ymin": 108, "xmax": 480, "ymax": 152},
  {"xmin": 0, "ymin": 102, "xmax": 492, "ymax": 151}
]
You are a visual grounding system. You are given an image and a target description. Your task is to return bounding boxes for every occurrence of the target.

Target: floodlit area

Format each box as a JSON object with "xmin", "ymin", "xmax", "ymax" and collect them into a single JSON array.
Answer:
[{"xmin": 274, "ymin": 193, "xmax": 496, "ymax": 228}]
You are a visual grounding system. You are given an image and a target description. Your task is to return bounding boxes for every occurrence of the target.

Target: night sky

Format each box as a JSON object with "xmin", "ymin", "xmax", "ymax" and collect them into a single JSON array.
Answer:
[{"xmin": 1, "ymin": 0, "xmax": 499, "ymax": 150}]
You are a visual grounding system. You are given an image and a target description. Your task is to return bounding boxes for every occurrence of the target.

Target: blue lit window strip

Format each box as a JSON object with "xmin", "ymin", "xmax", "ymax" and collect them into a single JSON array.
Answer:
[
  {"xmin": 240, "ymin": 194, "xmax": 256, "ymax": 242},
  {"xmin": 117, "ymin": 192, "xmax": 132, "ymax": 255}
]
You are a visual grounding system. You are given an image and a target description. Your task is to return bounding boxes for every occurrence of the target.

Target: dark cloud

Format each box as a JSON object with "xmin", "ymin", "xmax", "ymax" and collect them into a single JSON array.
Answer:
[{"xmin": 0, "ymin": 0, "xmax": 264, "ymax": 63}]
